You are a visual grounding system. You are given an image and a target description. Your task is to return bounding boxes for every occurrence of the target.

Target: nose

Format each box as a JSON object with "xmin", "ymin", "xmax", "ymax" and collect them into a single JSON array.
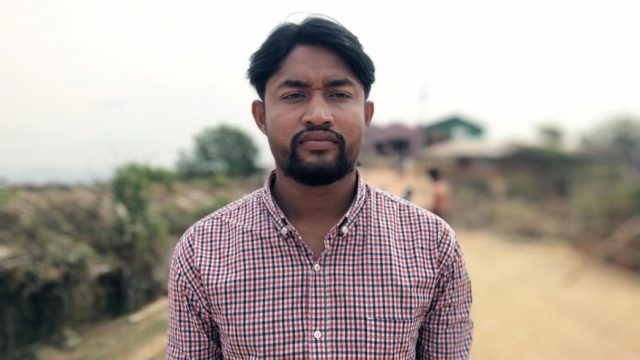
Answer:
[{"xmin": 301, "ymin": 95, "xmax": 334, "ymax": 127}]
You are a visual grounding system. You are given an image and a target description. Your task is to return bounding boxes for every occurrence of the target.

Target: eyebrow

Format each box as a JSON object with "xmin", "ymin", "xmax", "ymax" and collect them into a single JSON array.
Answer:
[
  {"xmin": 279, "ymin": 79, "xmax": 309, "ymax": 89},
  {"xmin": 325, "ymin": 78, "xmax": 356, "ymax": 88},
  {"xmin": 277, "ymin": 78, "xmax": 356, "ymax": 89}
]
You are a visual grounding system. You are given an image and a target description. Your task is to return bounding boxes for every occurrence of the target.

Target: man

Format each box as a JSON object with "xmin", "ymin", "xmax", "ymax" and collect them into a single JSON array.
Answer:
[
  {"xmin": 427, "ymin": 167, "xmax": 451, "ymax": 219},
  {"xmin": 168, "ymin": 16, "xmax": 472, "ymax": 359}
]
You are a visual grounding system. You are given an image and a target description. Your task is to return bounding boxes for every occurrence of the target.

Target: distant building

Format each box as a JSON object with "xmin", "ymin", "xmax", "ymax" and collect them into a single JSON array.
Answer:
[
  {"xmin": 422, "ymin": 115, "xmax": 484, "ymax": 146},
  {"xmin": 362, "ymin": 115, "xmax": 488, "ymax": 160},
  {"xmin": 363, "ymin": 123, "xmax": 423, "ymax": 158},
  {"xmin": 419, "ymin": 116, "xmax": 516, "ymax": 168}
]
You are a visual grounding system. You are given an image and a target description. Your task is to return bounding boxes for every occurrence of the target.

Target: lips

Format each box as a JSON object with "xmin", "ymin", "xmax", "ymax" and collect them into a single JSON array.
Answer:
[
  {"xmin": 297, "ymin": 130, "xmax": 339, "ymax": 144},
  {"xmin": 295, "ymin": 130, "xmax": 340, "ymax": 151}
]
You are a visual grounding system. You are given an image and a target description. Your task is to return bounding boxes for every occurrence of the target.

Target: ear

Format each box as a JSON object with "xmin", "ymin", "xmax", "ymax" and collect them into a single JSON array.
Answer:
[
  {"xmin": 252, "ymin": 100, "xmax": 267, "ymax": 135},
  {"xmin": 364, "ymin": 101, "xmax": 374, "ymax": 128}
]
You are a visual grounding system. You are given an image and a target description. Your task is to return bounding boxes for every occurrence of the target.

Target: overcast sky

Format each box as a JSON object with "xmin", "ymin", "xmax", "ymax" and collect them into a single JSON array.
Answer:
[{"xmin": 1, "ymin": 0, "xmax": 639, "ymax": 183}]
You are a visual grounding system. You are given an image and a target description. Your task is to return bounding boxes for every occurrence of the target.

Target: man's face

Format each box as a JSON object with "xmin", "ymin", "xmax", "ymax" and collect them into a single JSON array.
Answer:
[{"xmin": 252, "ymin": 45, "xmax": 374, "ymax": 186}]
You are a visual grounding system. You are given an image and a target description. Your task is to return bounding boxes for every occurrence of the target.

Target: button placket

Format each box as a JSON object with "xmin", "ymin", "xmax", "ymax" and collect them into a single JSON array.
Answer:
[{"xmin": 309, "ymin": 257, "xmax": 326, "ymax": 356}]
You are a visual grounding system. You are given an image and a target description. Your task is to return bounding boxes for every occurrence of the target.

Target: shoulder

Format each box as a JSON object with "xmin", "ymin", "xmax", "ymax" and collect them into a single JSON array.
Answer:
[
  {"xmin": 366, "ymin": 184, "xmax": 459, "ymax": 264},
  {"xmin": 174, "ymin": 189, "xmax": 264, "ymax": 255},
  {"xmin": 194, "ymin": 188, "xmax": 261, "ymax": 226},
  {"xmin": 367, "ymin": 184, "xmax": 440, "ymax": 226}
]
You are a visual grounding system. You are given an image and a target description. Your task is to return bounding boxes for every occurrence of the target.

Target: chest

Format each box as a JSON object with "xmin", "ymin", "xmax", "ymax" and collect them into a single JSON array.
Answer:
[{"xmin": 203, "ymin": 231, "xmax": 437, "ymax": 357}]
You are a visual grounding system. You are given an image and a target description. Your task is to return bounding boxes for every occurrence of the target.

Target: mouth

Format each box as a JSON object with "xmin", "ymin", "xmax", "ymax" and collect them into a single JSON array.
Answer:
[{"xmin": 296, "ymin": 130, "xmax": 339, "ymax": 151}]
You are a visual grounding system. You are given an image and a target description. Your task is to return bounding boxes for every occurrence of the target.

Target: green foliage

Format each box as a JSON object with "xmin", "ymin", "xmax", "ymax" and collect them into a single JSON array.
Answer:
[
  {"xmin": 209, "ymin": 195, "xmax": 232, "ymax": 211},
  {"xmin": 177, "ymin": 125, "xmax": 260, "ymax": 178},
  {"xmin": 581, "ymin": 115, "xmax": 640, "ymax": 169},
  {"xmin": 570, "ymin": 164, "xmax": 640, "ymax": 240},
  {"xmin": 159, "ymin": 195, "xmax": 232, "ymax": 235},
  {"xmin": 111, "ymin": 164, "xmax": 174, "ymax": 249},
  {"xmin": 112, "ymin": 164, "xmax": 174, "ymax": 222},
  {"xmin": 0, "ymin": 164, "xmax": 256, "ymax": 356},
  {"xmin": 0, "ymin": 193, "xmax": 114, "ymax": 339},
  {"xmin": 209, "ymin": 174, "xmax": 230, "ymax": 186},
  {"xmin": 0, "ymin": 184, "xmax": 18, "ymax": 234},
  {"xmin": 569, "ymin": 116, "xmax": 640, "ymax": 242},
  {"xmin": 0, "ymin": 182, "xmax": 13, "ymax": 209},
  {"xmin": 110, "ymin": 163, "xmax": 174, "ymax": 311},
  {"xmin": 506, "ymin": 146, "xmax": 575, "ymax": 169},
  {"xmin": 502, "ymin": 147, "xmax": 577, "ymax": 200},
  {"xmin": 43, "ymin": 237, "xmax": 98, "ymax": 271}
]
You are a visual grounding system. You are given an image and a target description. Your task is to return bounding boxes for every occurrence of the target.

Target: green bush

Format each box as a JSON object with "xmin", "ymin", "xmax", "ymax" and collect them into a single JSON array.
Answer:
[
  {"xmin": 159, "ymin": 195, "xmax": 232, "ymax": 236},
  {"xmin": 572, "ymin": 116, "xmax": 640, "ymax": 242},
  {"xmin": 571, "ymin": 164, "xmax": 640, "ymax": 241},
  {"xmin": 177, "ymin": 125, "xmax": 260, "ymax": 179},
  {"xmin": 110, "ymin": 163, "xmax": 174, "ymax": 311}
]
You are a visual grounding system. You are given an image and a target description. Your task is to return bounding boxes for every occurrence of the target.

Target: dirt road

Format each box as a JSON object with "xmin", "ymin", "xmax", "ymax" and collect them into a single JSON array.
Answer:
[{"xmin": 461, "ymin": 231, "xmax": 640, "ymax": 360}]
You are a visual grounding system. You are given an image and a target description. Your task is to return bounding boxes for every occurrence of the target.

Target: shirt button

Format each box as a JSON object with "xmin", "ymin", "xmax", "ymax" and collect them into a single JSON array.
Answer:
[
  {"xmin": 340, "ymin": 226, "xmax": 349, "ymax": 235},
  {"xmin": 313, "ymin": 330, "xmax": 322, "ymax": 339},
  {"xmin": 280, "ymin": 226, "xmax": 288, "ymax": 235},
  {"xmin": 313, "ymin": 263, "xmax": 321, "ymax": 272}
]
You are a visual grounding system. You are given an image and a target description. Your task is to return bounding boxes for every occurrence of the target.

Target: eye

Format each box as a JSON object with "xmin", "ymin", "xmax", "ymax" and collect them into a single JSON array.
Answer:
[
  {"xmin": 329, "ymin": 92, "xmax": 352, "ymax": 99},
  {"xmin": 282, "ymin": 92, "xmax": 306, "ymax": 100}
]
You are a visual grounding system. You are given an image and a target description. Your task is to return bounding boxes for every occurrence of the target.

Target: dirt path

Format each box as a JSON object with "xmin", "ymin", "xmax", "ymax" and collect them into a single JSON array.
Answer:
[
  {"xmin": 38, "ymin": 231, "xmax": 640, "ymax": 359},
  {"xmin": 460, "ymin": 231, "xmax": 640, "ymax": 360},
  {"xmin": 37, "ymin": 298, "xmax": 168, "ymax": 360}
]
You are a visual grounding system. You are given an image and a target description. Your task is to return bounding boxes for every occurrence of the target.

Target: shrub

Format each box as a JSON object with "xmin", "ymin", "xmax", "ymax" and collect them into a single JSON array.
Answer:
[{"xmin": 177, "ymin": 125, "xmax": 260, "ymax": 179}]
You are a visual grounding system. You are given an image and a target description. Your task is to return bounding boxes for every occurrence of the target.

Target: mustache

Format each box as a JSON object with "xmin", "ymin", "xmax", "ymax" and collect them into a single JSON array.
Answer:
[{"xmin": 290, "ymin": 126, "xmax": 346, "ymax": 148}]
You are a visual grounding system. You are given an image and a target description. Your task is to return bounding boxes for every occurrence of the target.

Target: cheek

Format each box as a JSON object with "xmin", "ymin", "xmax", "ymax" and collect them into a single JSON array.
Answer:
[
  {"xmin": 342, "ymin": 116, "xmax": 367, "ymax": 142},
  {"xmin": 264, "ymin": 115, "xmax": 297, "ymax": 153},
  {"xmin": 265, "ymin": 107, "xmax": 298, "ymax": 132}
]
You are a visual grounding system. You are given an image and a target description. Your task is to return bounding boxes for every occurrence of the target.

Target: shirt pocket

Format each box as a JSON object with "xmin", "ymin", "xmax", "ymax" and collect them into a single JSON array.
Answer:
[
  {"xmin": 365, "ymin": 315, "xmax": 421, "ymax": 356},
  {"xmin": 366, "ymin": 315, "xmax": 421, "ymax": 340}
]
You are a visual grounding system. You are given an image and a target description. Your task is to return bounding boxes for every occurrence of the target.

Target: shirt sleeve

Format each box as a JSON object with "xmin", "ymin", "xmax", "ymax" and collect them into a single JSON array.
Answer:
[
  {"xmin": 416, "ymin": 227, "xmax": 473, "ymax": 359},
  {"xmin": 167, "ymin": 230, "xmax": 223, "ymax": 359}
]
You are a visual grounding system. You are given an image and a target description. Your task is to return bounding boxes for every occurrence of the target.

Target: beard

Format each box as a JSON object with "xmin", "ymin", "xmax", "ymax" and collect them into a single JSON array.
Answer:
[{"xmin": 283, "ymin": 127, "xmax": 354, "ymax": 186}]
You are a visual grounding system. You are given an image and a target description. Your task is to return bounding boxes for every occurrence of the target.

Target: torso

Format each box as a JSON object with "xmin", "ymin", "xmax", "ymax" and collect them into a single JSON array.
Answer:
[{"xmin": 182, "ymin": 181, "xmax": 466, "ymax": 358}]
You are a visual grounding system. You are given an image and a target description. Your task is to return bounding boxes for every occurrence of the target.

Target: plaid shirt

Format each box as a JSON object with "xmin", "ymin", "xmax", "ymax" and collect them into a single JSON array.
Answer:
[{"xmin": 168, "ymin": 172, "xmax": 473, "ymax": 359}]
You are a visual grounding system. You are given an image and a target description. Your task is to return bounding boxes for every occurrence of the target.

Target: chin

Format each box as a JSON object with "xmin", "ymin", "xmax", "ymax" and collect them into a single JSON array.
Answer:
[{"xmin": 283, "ymin": 157, "xmax": 354, "ymax": 186}]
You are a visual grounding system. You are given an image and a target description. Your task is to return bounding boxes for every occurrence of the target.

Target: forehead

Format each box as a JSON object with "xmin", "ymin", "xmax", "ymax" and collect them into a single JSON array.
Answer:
[{"xmin": 266, "ymin": 45, "xmax": 360, "ymax": 88}]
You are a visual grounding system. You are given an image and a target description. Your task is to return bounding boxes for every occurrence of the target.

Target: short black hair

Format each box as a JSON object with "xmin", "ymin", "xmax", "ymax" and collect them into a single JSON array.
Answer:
[{"xmin": 247, "ymin": 16, "xmax": 375, "ymax": 100}]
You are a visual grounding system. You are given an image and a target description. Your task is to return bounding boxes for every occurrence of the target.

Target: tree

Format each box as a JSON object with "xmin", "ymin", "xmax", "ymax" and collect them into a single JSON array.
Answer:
[
  {"xmin": 581, "ymin": 114, "xmax": 640, "ymax": 170},
  {"xmin": 177, "ymin": 125, "xmax": 260, "ymax": 178}
]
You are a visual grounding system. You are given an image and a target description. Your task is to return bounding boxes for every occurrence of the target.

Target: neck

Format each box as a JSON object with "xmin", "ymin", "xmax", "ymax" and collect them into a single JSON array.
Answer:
[{"xmin": 271, "ymin": 168, "xmax": 357, "ymax": 225}]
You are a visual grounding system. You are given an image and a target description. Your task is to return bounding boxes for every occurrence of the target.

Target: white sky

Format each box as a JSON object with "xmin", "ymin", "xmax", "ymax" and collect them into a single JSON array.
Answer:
[{"xmin": 1, "ymin": 0, "xmax": 639, "ymax": 182}]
